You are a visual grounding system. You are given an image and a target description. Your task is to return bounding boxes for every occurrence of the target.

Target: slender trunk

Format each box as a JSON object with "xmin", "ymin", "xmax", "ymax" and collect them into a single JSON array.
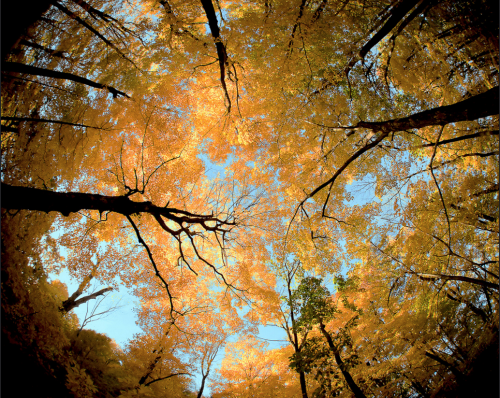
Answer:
[
  {"xmin": 144, "ymin": 373, "xmax": 190, "ymax": 387},
  {"xmin": 1, "ymin": 116, "xmax": 103, "ymax": 130},
  {"xmin": 61, "ymin": 261, "xmax": 101, "ymax": 312},
  {"xmin": 199, "ymin": 0, "xmax": 231, "ymax": 112},
  {"xmin": 298, "ymin": 371, "xmax": 308, "ymax": 398},
  {"xmin": 417, "ymin": 273, "xmax": 498, "ymax": 290},
  {"xmin": 70, "ymin": 0, "xmax": 119, "ymax": 23},
  {"xmin": 287, "ymin": 276, "xmax": 309, "ymax": 398},
  {"xmin": 319, "ymin": 322, "xmax": 367, "ymax": 398},
  {"xmin": 20, "ymin": 39, "xmax": 68, "ymax": 58},
  {"xmin": 415, "ymin": 130, "xmax": 499, "ymax": 148},
  {"xmin": 445, "ymin": 292, "xmax": 489, "ymax": 322},
  {"xmin": 410, "ymin": 379, "xmax": 430, "ymax": 398},
  {"xmin": 53, "ymin": 2, "xmax": 137, "ymax": 68},
  {"xmin": 2, "ymin": 62, "xmax": 130, "ymax": 98},
  {"xmin": 197, "ymin": 373, "xmax": 208, "ymax": 398},
  {"xmin": 139, "ymin": 348, "xmax": 164, "ymax": 385}
]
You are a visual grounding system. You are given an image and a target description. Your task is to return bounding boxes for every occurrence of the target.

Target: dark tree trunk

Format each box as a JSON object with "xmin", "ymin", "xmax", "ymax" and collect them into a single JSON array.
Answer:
[
  {"xmin": 307, "ymin": 87, "xmax": 499, "ymax": 200},
  {"xmin": 143, "ymin": 373, "xmax": 190, "ymax": 387},
  {"xmin": 355, "ymin": 86, "xmax": 499, "ymax": 133},
  {"xmin": 199, "ymin": 0, "xmax": 231, "ymax": 111},
  {"xmin": 139, "ymin": 348, "xmax": 164, "ymax": 386},
  {"xmin": 287, "ymin": 272, "xmax": 309, "ymax": 398},
  {"xmin": 425, "ymin": 351, "xmax": 467, "ymax": 384},
  {"xmin": 1, "ymin": 182, "xmax": 227, "ymax": 226},
  {"xmin": 319, "ymin": 322, "xmax": 367, "ymax": 398},
  {"xmin": 345, "ymin": 0, "xmax": 428, "ymax": 74},
  {"xmin": 197, "ymin": 373, "xmax": 208, "ymax": 398},
  {"xmin": 1, "ymin": 116, "xmax": 102, "ymax": 130},
  {"xmin": 19, "ymin": 39, "xmax": 69, "ymax": 58},
  {"xmin": 61, "ymin": 287, "xmax": 113, "ymax": 313},
  {"xmin": 2, "ymin": 62, "xmax": 130, "ymax": 98},
  {"xmin": 417, "ymin": 273, "xmax": 498, "ymax": 290}
]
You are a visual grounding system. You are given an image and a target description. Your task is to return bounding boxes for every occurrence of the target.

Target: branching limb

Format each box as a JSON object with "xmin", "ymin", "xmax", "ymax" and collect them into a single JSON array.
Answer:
[
  {"xmin": 429, "ymin": 125, "xmax": 452, "ymax": 268},
  {"xmin": 1, "ymin": 116, "xmax": 111, "ymax": 130},
  {"xmin": 3, "ymin": 61, "xmax": 130, "ymax": 98},
  {"xmin": 200, "ymin": 0, "xmax": 231, "ymax": 113},
  {"xmin": 126, "ymin": 214, "xmax": 178, "ymax": 317},
  {"xmin": 345, "ymin": 0, "xmax": 426, "ymax": 75},
  {"xmin": 53, "ymin": 1, "xmax": 140, "ymax": 70},
  {"xmin": 144, "ymin": 373, "xmax": 192, "ymax": 387},
  {"xmin": 289, "ymin": 87, "xmax": 498, "ymax": 229},
  {"xmin": 417, "ymin": 273, "xmax": 499, "ymax": 290}
]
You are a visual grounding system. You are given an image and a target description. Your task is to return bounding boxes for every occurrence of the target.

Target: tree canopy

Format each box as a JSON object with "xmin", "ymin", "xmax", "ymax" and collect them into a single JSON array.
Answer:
[{"xmin": 1, "ymin": 0, "xmax": 498, "ymax": 397}]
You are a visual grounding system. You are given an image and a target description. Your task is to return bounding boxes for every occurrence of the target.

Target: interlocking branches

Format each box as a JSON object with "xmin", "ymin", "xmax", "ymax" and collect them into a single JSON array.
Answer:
[
  {"xmin": 106, "ymin": 114, "xmax": 184, "ymax": 198},
  {"xmin": 1, "ymin": 183, "xmax": 250, "ymax": 313},
  {"xmin": 288, "ymin": 87, "xmax": 499, "ymax": 233}
]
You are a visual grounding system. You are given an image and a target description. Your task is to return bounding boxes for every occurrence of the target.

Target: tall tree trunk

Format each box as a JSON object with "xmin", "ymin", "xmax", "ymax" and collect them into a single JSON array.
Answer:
[
  {"xmin": 345, "ymin": 0, "xmax": 428, "ymax": 74},
  {"xmin": 417, "ymin": 273, "xmax": 498, "ymax": 290},
  {"xmin": 199, "ymin": 0, "xmax": 231, "ymax": 112},
  {"xmin": 286, "ymin": 270, "xmax": 309, "ymax": 398},
  {"xmin": 1, "ymin": 116, "xmax": 104, "ymax": 130},
  {"xmin": 61, "ymin": 287, "xmax": 113, "ymax": 312},
  {"xmin": 1, "ymin": 182, "xmax": 231, "ymax": 230},
  {"xmin": 354, "ymin": 86, "xmax": 499, "ymax": 133},
  {"xmin": 319, "ymin": 322, "xmax": 367, "ymax": 398},
  {"xmin": 306, "ymin": 87, "xmax": 499, "ymax": 200},
  {"xmin": 425, "ymin": 351, "xmax": 467, "ymax": 384},
  {"xmin": 298, "ymin": 371, "xmax": 308, "ymax": 398},
  {"xmin": 19, "ymin": 39, "xmax": 69, "ymax": 58},
  {"xmin": 197, "ymin": 373, "xmax": 208, "ymax": 398},
  {"xmin": 2, "ymin": 62, "xmax": 130, "ymax": 98}
]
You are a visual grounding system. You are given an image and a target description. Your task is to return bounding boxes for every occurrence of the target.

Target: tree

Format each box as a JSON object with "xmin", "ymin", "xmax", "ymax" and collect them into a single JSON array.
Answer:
[
  {"xmin": 268, "ymin": 260, "xmax": 311, "ymax": 398},
  {"xmin": 288, "ymin": 276, "xmax": 367, "ymax": 398},
  {"xmin": 2, "ymin": 0, "xmax": 498, "ymax": 396}
]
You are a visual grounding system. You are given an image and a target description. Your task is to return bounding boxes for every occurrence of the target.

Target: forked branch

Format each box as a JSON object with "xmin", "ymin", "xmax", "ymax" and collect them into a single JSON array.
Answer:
[{"xmin": 200, "ymin": 0, "xmax": 231, "ymax": 112}]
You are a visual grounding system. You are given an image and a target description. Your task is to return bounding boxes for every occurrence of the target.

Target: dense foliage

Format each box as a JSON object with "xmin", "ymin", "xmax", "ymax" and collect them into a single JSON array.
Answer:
[{"xmin": 1, "ymin": 0, "xmax": 498, "ymax": 397}]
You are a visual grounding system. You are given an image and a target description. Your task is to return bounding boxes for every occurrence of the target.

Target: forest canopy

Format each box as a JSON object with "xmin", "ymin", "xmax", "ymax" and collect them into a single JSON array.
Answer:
[{"xmin": 1, "ymin": 0, "xmax": 498, "ymax": 397}]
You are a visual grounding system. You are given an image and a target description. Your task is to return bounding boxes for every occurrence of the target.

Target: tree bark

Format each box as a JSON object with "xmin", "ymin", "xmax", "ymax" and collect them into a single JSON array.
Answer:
[
  {"xmin": 2, "ymin": 62, "xmax": 130, "ymax": 98},
  {"xmin": 345, "ymin": 0, "xmax": 427, "ymax": 74},
  {"xmin": 1, "ymin": 183, "xmax": 232, "ymax": 229},
  {"xmin": 285, "ymin": 265, "xmax": 309, "ymax": 398},
  {"xmin": 354, "ymin": 86, "xmax": 499, "ymax": 133},
  {"xmin": 424, "ymin": 351, "xmax": 466, "ymax": 384},
  {"xmin": 417, "ymin": 273, "xmax": 499, "ymax": 290},
  {"xmin": 52, "ymin": 2, "xmax": 137, "ymax": 68},
  {"xmin": 415, "ymin": 130, "xmax": 498, "ymax": 148},
  {"xmin": 306, "ymin": 87, "xmax": 499, "ymax": 201},
  {"xmin": 1, "ymin": 116, "xmax": 104, "ymax": 130},
  {"xmin": 62, "ymin": 287, "xmax": 113, "ymax": 312},
  {"xmin": 319, "ymin": 322, "xmax": 367, "ymax": 398},
  {"xmin": 199, "ymin": 0, "xmax": 231, "ymax": 112},
  {"xmin": 197, "ymin": 373, "xmax": 208, "ymax": 398},
  {"xmin": 19, "ymin": 39, "xmax": 68, "ymax": 58},
  {"xmin": 139, "ymin": 348, "xmax": 164, "ymax": 386},
  {"xmin": 446, "ymin": 291, "xmax": 488, "ymax": 322},
  {"xmin": 144, "ymin": 373, "xmax": 190, "ymax": 387}
]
